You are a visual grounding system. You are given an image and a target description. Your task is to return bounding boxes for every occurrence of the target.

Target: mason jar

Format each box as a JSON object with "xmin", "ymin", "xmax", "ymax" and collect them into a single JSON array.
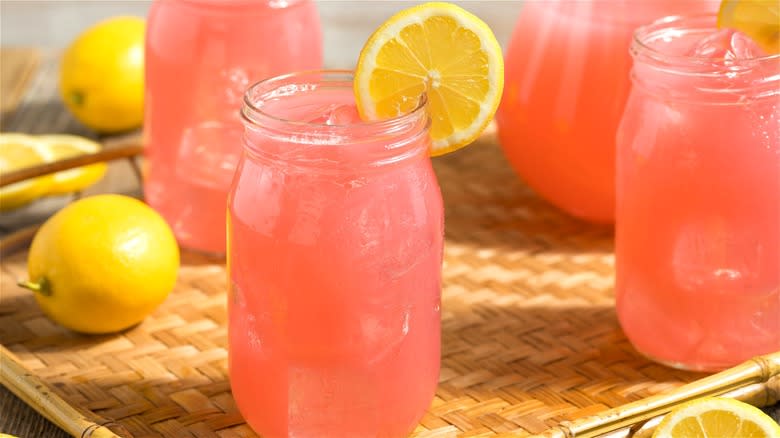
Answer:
[
  {"xmin": 228, "ymin": 70, "xmax": 443, "ymax": 437},
  {"xmin": 144, "ymin": 0, "xmax": 322, "ymax": 254},
  {"xmin": 616, "ymin": 14, "xmax": 779, "ymax": 371}
]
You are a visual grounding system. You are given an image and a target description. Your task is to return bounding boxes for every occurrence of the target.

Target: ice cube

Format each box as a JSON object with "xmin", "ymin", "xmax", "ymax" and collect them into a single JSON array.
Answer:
[
  {"xmin": 688, "ymin": 29, "xmax": 733, "ymax": 58},
  {"xmin": 728, "ymin": 31, "xmax": 766, "ymax": 60},
  {"xmin": 360, "ymin": 308, "xmax": 410, "ymax": 365},
  {"xmin": 287, "ymin": 364, "xmax": 376, "ymax": 437},
  {"xmin": 220, "ymin": 67, "xmax": 250, "ymax": 106},
  {"xmin": 304, "ymin": 104, "xmax": 360, "ymax": 125},
  {"xmin": 327, "ymin": 104, "xmax": 360, "ymax": 125},
  {"xmin": 302, "ymin": 104, "xmax": 338, "ymax": 123},
  {"xmin": 671, "ymin": 219, "xmax": 754, "ymax": 292},
  {"xmin": 176, "ymin": 121, "xmax": 243, "ymax": 188},
  {"xmin": 687, "ymin": 29, "xmax": 766, "ymax": 60}
]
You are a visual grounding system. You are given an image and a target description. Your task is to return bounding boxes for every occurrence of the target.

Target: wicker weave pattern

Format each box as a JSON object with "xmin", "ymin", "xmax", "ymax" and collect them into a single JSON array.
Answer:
[{"xmin": 0, "ymin": 133, "xmax": 707, "ymax": 437}]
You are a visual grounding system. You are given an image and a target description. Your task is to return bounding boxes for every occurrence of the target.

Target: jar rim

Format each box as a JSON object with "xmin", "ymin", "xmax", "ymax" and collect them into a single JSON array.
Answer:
[
  {"xmin": 241, "ymin": 69, "xmax": 429, "ymax": 131},
  {"xmin": 632, "ymin": 13, "xmax": 780, "ymax": 64},
  {"xmin": 240, "ymin": 70, "xmax": 431, "ymax": 169}
]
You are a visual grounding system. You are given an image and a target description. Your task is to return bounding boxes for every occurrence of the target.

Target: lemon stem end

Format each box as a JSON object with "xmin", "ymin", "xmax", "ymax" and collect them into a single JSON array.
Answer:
[
  {"xmin": 69, "ymin": 90, "xmax": 85, "ymax": 107},
  {"xmin": 18, "ymin": 278, "xmax": 51, "ymax": 296}
]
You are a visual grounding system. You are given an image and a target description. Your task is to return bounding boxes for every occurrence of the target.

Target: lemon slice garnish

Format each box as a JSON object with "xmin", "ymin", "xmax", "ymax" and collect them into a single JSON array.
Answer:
[
  {"xmin": 718, "ymin": 0, "xmax": 780, "ymax": 54},
  {"xmin": 653, "ymin": 397, "xmax": 780, "ymax": 438},
  {"xmin": 37, "ymin": 134, "xmax": 107, "ymax": 194},
  {"xmin": 0, "ymin": 133, "xmax": 53, "ymax": 211},
  {"xmin": 354, "ymin": 2, "xmax": 504, "ymax": 156}
]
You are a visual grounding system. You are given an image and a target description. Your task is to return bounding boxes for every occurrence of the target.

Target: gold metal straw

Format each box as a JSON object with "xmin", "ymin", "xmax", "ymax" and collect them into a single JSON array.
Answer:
[{"xmin": 532, "ymin": 351, "xmax": 780, "ymax": 438}]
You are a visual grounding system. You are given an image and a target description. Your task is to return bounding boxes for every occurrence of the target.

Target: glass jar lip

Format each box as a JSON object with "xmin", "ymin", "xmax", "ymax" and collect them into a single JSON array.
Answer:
[
  {"xmin": 242, "ymin": 69, "xmax": 429, "ymax": 130},
  {"xmin": 632, "ymin": 13, "xmax": 780, "ymax": 63}
]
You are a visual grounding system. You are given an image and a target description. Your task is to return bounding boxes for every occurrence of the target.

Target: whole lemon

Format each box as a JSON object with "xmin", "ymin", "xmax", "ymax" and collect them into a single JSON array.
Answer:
[
  {"xmin": 22, "ymin": 194, "xmax": 179, "ymax": 334},
  {"xmin": 59, "ymin": 17, "xmax": 145, "ymax": 133}
]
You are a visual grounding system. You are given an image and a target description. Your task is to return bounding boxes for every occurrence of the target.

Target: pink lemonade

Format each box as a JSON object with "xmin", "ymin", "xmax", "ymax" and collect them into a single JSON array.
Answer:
[
  {"xmin": 144, "ymin": 0, "xmax": 322, "ymax": 254},
  {"xmin": 497, "ymin": 0, "xmax": 716, "ymax": 223},
  {"xmin": 228, "ymin": 72, "xmax": 443, "ymax": 437},
  {"xmin": 616, "ymin": 15, "xmax": 779, "ymax": 371}
]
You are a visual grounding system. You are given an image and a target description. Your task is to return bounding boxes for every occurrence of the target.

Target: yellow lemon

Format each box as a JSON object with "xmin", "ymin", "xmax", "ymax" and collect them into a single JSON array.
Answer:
[
  {"xmin": 37, "ymin": 134, "xmax": 107, "ymax": 194},
  {"xmin": 653, "ymin": 397, "xmax": 780, "ymax": 438},
  {"xmin": 718, "ymin": 0, "xmax": 780, "ymax": 54},
  {"xmin": 60, "ymin": 17, "xmax": 145, "ymax": 133},
  {"xmin": 0, "ymin": 133, "xmax": 54, "ymax": 211},
  {"xmin": 21, "ymin": 194, "xmax": 179, "ymax": 334},
  {"xmin": 354, "ymin": 2, "xmax": 504, "ymax": 156}
]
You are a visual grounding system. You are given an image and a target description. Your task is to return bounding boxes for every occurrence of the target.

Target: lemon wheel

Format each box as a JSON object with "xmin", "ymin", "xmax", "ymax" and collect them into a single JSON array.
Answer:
[
  {"xmin": 718, "ymin": 0, "xmax": 780, "ymax": 54},
  {"xmin": 354, "ymin": 2, "xmax": 504, "ymax": 156},
  {"xmin": 653, "ymin": 397, "xmax": 780, "ymax": 438}
]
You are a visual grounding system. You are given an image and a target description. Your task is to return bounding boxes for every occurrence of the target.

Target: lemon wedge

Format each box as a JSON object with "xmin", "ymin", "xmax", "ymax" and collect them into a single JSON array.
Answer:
[
  {"xmin": 0, "ymin": 133, "xmax": 53, "ymax": 211},
  {"xmin": 37, "ymin": 134, "xmax": 107, "ymax": 194},
  {"xmin": 718, "ymin": 0, "xmax": 780, "ymax": 54},
  {"xmin": 653, "ymin": 397, "xmax": 780, "ymax": 438},
  {"xmin": 354, "ymin": 2, "xmax": 504, "ymax": 156}
]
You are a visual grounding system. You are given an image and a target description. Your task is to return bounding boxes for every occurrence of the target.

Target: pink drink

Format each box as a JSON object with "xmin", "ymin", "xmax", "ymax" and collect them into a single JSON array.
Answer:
[
  {"xmin": 228, "ymin": 71, "xmax": 443, "ymax": 437},
  {"xmin": 497, "ymin": 0, "xmax": 716, "ymax": 223},
  {"xmin": 616, "ymin": 15, "xmax": 779, "ymax": 371},
  {"xmin": 144, "ymin": 0, "xmax": 322, "ymax": 254}
]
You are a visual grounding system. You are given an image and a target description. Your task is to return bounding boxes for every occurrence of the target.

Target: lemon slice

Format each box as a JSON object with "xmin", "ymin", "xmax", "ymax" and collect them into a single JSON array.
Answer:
[
  {"xmin": 653, "ymin": 397, "xmax": 780, "ymax": 438},
  {"xmin": 718, "ymin": 0, "xmax": 780, "ymax": 54},
  {"xmin": 354, "ymin": 2, "xmax": 504, "ymax": 156},
  {"xmin": 0, "ymin": 133, "xmax": 53, "ymax": 211},
  {"xmin": 37, "ymin": 134, "xmax": 107, "ymax": 194}
]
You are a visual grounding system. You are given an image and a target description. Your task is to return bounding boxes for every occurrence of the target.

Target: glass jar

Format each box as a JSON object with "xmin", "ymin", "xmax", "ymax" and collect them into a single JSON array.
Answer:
[
  {"xmin": 144, "ymin": 0, "xmax": 322, "ymax": 254},
  {"xmin": 497, "ymin": 0, "xmax": 717, "ymax": 223},
  {"xmin": 616, "ymin": 15, "xmax": 779, "ymax": 371},
  {"xmin": 227, "ymin": 71, "xmax": 443, "ymax": 437}
]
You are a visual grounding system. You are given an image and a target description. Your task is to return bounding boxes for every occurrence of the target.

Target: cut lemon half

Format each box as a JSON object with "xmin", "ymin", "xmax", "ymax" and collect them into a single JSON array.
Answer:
[
  {"xmin": 0, "ymin": 133, "xmax": 54, "ymax": 211},
  {"xmin": 718, "ymin": 0, "xmax": 780, "ymax": 54},
  {"xmin": 354, "ymin": 2, "xmax": 504, "ymax": 156},
  {"xmin": 37, "ymin": 134, "xmax": 107, "ymax": 194},
  {"xmin": 653, "ymin": 397, "xmax": 780, "ymax": 438}
]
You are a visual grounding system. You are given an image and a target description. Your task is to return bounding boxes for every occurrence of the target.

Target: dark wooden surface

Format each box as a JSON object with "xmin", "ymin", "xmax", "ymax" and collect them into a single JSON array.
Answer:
[{"xmin": 1, "ymin": 386, "xmax": 70, "ymax": 438}]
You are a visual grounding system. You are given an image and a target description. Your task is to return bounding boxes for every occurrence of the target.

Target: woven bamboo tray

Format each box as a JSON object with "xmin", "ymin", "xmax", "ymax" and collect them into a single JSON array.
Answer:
[
  {"xmin": 1, "ymin": 50, "xmax": 778, "ymax": 438},
  {"xmin": 0, "ymin": 132, "xmax": 744, "ymax": 437}
]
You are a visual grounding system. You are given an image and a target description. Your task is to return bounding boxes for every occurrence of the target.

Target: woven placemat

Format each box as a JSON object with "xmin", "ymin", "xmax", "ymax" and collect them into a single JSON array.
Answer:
[{"xmin": 0, "ymin": 126, "xmax": 711, "ymax": 437}]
